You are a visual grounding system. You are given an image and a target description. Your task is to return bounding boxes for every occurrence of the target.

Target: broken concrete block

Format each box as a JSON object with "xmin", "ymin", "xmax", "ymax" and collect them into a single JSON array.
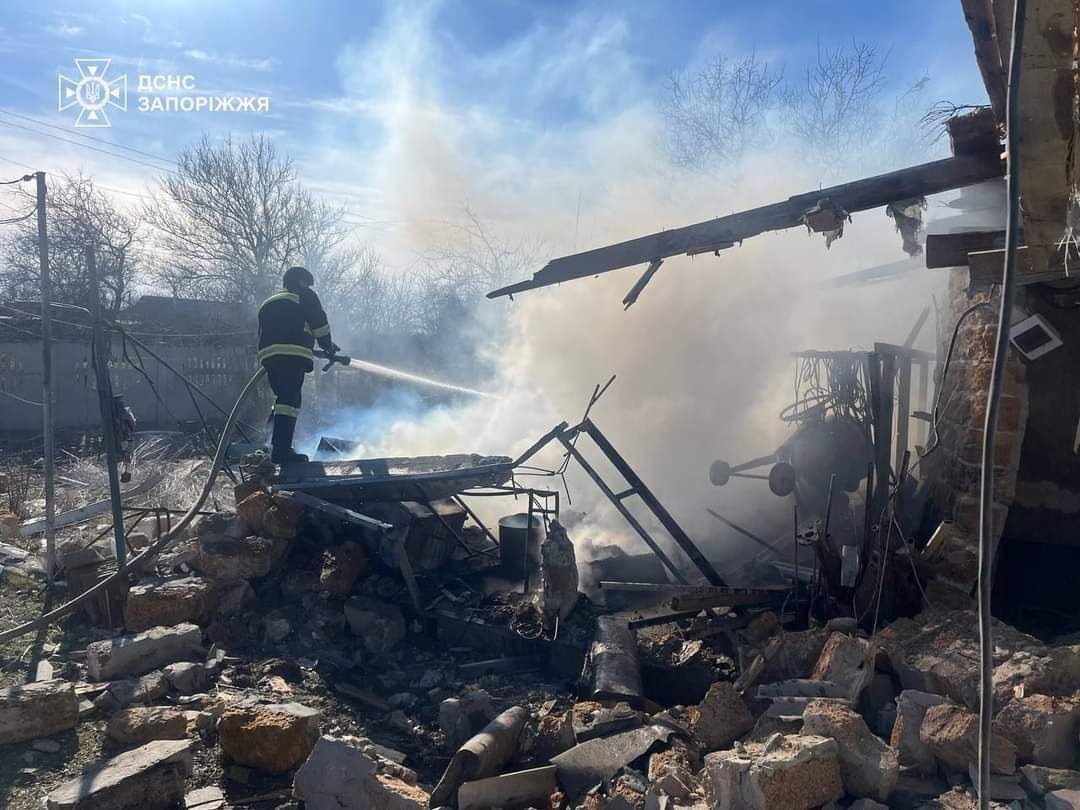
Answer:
[
  {"xmin": 919, "ymin": 702, "xmax": 1017, "ymax": 775},
  {"xmin": 263, "ymin": 613, "xmax": 291, "ymax": 643},
  {"xmin": 217, "ymin": 701, "xmax": 321, "ymax": 774},
  {"xmin": 95, "ymin": 671, "xmax": 169, "ymax": 712},
  {"xmin": 647, "ymin": 746, "xmax": 697, "ymax": 802},
  {"xmin": 319, "ymin": 540, "xmax": 368, "ymax": 595},
  {"xmin": 743, "ymin": 713, "xmax": 802, "ymax": 744},
  {"xmin": 1019, "ymin": 764, "xmax": 1080, "ymax": 795},
  {"xmin": 876, "ymin": 607, "xmax": 1066, "ymax": 712},
  {"xmin": 211, "ymin": 578, "xmax": 255, "ymax": 616},
  {"xmin": 35, "ymin": 659, "xmax": 55, "ymax": 682},
  {"xmin": 703, "ymin": 734, "xmax": 843, "ymax": 810},
  {"xmin": 688, "ymin": 681, "xmax": 754, "ymax": 752},
  {"xmin": 890, "ymin": 690, "xmax": 951, "ymax": 775},
  {"xmin": 45, "ymin": 739, "xmax": 194, "ymax": 810},
  {"xmin": 345, "ymin": 596, "xmax": 406, "ymax": 654},
  {"xmin": 534, "ymin": 710, "xmax": 575, "ymax": 760},
  {"xmin": 294, "ymin": 735, "xmax": 430, "ymax": 809},
  {"xmin": 197, "ymin": 535, "xmax": 274, "ymax": 579},
  {"xmin": 572, "ymin": 700, "xmax": 643, "ymax": 742},
  {"xmin": 759, "ymin": 626, "xmax": 829, "ymax": 683},
  {"xmin": 439, "ymin": 689, "xmax": 496, "ymax": 751},
  {"xmin": 164, "ymin": 661, "xmax": 212, "ymax": 694},
  {"xmin": 184, "ymin": 785, "xmax": 226, "ymax": 810},
  {"xmin": 0, "ymin": 680, "xmax": 78, "ymax": 745},
  {"xmin": 1048, "ymin": 790, "xmax": 1080, "ymax": 810},
  {"xmin": 263, "ymin": 495, "xmax": 305, "ymax": 540},
  {"xmin": 86, "ymin": 623, "xmax": 203, "ymax": 681},
  {"xmin": 964, "ymin": 763, "xmax": 1026, "ymax": 801},
  {"xmin": 124, "ymin": 577, "xmax": 211, "ymax": 632},
  {"xmin": 992, "ymin": 693, "xmax": 1080, "ymax": 768},
  {"xmin": 105, "ymin": 706, "xmax": 200, "ymax": 746},
  {"xmin": 802, "ymin": 699, "xmax": 898, "ymax": 802},
  {"xmin": 540, "ymin": 520, "xmax": 579, "ymax": 625},
  {"xmin": 236, "ymin": 491, "xmax": 270, "ymax": 535},
  {"xmin": 811, "ymin": 632, "xmax": 873, "ymax": 699}
]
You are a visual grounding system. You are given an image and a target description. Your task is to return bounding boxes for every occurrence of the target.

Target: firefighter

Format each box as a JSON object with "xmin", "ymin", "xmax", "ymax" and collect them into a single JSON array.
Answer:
[{"xmin": 257, "ymin": 266, "xmax": 338, "ymax": 464}]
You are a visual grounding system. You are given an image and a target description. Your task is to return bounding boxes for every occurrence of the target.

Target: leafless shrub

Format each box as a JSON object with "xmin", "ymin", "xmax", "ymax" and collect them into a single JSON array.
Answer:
[
  {"xmin": 783, "ymin": 41, "xmax": 888, "ymax": 168},
  {"xmin": 663, "ymin": 54, "xmax": 783, "ymax": 170},
  {"xmin": 1, "ymin": 172, "xmax": 141, "ymax": 314},
  {"xmin": 2, "ymin": 465, "xmax": 31, "ymax": 519}
]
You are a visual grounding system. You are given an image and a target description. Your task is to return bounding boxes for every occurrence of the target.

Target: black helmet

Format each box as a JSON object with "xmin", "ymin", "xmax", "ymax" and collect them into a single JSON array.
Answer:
[{"xmin": 283, "ymin": 266, "xmax": 314, "ymax": 292}]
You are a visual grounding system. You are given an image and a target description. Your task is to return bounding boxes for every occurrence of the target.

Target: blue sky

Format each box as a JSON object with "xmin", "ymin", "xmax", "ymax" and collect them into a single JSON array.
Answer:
[{"xmin": 0, "ymin": 1, "xmax": 989, "ymax": 264}]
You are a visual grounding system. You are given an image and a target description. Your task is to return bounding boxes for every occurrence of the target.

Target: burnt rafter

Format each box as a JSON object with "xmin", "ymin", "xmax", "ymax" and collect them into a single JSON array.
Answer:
[{"xmin": 487, "ymin": 154, "xmax": 1004, "ymax": 300}]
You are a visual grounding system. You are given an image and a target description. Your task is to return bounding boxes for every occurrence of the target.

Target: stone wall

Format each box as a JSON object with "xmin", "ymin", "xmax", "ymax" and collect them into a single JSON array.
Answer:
[{"xmin": 927, "ymin": 269, "xmax": 1030, "ymax": 605}]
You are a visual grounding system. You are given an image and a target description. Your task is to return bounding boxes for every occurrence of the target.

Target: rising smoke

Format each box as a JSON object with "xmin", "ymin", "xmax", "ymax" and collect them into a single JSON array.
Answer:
[{"xmin": 306, "ymin": 5, "xmax": 952, "ymax": 576}]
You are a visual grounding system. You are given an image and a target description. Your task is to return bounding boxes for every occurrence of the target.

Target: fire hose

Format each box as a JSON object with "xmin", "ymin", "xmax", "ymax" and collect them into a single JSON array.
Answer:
[{"xmin": 0, "ymin": 367, "xmax": 267, "ymax": 645}]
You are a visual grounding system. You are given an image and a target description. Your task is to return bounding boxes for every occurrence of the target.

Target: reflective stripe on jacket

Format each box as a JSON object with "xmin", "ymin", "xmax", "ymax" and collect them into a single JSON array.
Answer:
[{"xmin": 256, "ymin": 287, "xmax": 333, "ymax": 370}]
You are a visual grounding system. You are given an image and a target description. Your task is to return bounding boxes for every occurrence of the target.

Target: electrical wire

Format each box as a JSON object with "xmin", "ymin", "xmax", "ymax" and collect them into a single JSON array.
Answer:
[
  {"xmin": 0, "ymin": 118, "xmax": 177, "ymax": 175},
  {"xmin": 921, "ymin": 300, "xmax": 995, "ymax": 458},
  {"xmin": 0, "ymin": 389, "xmax": 43, "ymax": 407},
  {"xmin": 0, "ymin": 367, "xmax": 266, "ymax": 644},
  {"xmin": 977, "ymin": 2, "xmax": 1025, "ymax": 807},
  {"xmin": 0, "ymin": 109, "xmax": 175, "ymax": 168},
  {"xmin": 0, "ymin": 206, "xmax": 37, "ymax": 225}
]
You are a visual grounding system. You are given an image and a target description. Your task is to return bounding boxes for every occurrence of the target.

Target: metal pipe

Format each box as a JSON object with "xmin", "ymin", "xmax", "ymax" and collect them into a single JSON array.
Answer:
[
  {"xmin": 978, "ymin": 2, "xmax": 1026, "ymax": 805},
  {"xmin": 706, "ymin": 508, "xmax": 781, "ymax": 556},
  {"xmin": 87, "ymin": 246, "xmax": 127, "ymax": 570},
  {"xmin": 35, "ymin": 172, "xmax": 56, "ymax": 579},
  {"xmin": 557, "ymin": 431, "xmax": 687, "ymax": 584}
]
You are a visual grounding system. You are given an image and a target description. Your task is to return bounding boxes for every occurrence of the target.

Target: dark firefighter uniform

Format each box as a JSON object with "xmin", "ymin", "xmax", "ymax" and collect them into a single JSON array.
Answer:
[{"xmin": 257, "ymin": 266, "xmax": 337, "ymax": 464}]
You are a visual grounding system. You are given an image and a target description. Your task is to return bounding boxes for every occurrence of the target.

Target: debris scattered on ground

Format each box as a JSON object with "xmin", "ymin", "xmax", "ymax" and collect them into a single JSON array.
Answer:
[{"xmin": 2, "ymin": 431, "xmax": 1080, "ymax": 810}]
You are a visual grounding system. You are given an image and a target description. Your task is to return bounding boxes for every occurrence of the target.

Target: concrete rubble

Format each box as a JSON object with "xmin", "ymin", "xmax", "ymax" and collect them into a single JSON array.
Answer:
[
  {"xmin": 45, "ymin": 739, "xmax": 194, "ymax": 810},
  {"xmin": 0, "ymin": 680, "xmax": 79, "ymax": 745},
  {"xmin": 86, "ymin": 623, "xmax": 204, "ymax": 681},
  {"xmin": 4, "ymin": 459, "xmax": 1080, "ymax": 810},
  {"xmin": 216, "ymin": 701, "xmax": 321, "ymax": 774}
]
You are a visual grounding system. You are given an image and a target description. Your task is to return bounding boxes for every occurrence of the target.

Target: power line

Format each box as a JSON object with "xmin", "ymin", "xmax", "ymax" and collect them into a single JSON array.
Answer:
[
  {"xmin": 0, "ymin": 154, "xmax": 40, "ymax": 173},
  {"xmin": 0, "ymin": 209, "xmax": 36, "ymax": 225},
  {"xmin": 0, "ymin": 109, "xmax": 175, "ymax": 168},
  {"xmin": 0, "ymin": 118, "xmax": 176, "ymax": 175}
]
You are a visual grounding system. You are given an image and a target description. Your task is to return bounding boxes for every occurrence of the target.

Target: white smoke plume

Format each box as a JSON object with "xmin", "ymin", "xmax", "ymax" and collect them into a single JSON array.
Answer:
[{"xmin": 304, "ymin": 5, "xmax": 954, "ymax": 576}]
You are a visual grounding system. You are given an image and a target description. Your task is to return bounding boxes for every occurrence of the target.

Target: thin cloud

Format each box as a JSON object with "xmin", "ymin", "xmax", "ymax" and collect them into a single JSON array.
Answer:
[
  {"xmin": 44, "ymin": 22, "xmax": 84, "ymax": 38},
  {"xmin": 183, "ymin": 49, "xmax": 278, "ymax": 72}
]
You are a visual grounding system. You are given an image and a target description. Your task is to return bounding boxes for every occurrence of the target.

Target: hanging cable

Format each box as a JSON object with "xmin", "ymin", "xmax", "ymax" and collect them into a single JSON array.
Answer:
[
  {"xmin": 0, "ymin": 367, "xmax": 266, "ymax": 644},
  {"xmin": 977, "ymin": 2, "xmax": 1025, "ymax": 807}
]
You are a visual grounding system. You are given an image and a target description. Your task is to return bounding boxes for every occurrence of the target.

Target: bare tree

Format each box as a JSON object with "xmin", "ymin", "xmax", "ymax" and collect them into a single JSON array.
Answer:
[
  {"xmin": 662, "ymin": 54, "xmax": 783, "ymax": 170},
  {"xmin": 145, "ymin": 134, "xmax": 309, "ymax": 307},
  {"xmin": 1, "ymin": 172, "xmax": 141, "ymax": 314},
  {"xmin": 783, "ymin": 41, "xmax": 888, "ymax": 168},
  {"xmin": 418, "ymin": 203, "xmax": 542, "ymax": 334}
]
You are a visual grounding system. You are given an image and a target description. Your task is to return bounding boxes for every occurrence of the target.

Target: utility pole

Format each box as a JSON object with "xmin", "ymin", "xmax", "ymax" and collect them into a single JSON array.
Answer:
[
  {"xmin": 87, "ymin": 246, "xmax": 126, "ymax": 570},
  {"xmin": 35, "ymin": 172, "xmax": 56, "ymax": 579}
]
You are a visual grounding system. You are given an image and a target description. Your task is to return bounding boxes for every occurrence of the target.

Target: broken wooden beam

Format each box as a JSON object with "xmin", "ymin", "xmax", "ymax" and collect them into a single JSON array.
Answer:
[
  {"xmin": 967, "ymin": 245, "xmax": 1078, "ymax": 291},
  {"xmin": 925, "ymin": 230, "xmax": 1009, "ymax": 268},
  {"xmin": 488, "ymin": 154, "xmax": 1003, "ymax": 298}
]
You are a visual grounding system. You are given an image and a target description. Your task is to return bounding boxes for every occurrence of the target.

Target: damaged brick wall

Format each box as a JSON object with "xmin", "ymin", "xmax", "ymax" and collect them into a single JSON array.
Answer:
[{"xmin": 927, "ymin": 269, "xmax": 1030, "ymax": 605}]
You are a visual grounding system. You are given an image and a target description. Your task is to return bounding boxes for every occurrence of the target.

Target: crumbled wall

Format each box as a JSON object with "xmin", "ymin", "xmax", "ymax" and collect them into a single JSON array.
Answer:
[{"xmin": 927, "ymin": 269, "xmax": 1030, "ymax": 605}]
